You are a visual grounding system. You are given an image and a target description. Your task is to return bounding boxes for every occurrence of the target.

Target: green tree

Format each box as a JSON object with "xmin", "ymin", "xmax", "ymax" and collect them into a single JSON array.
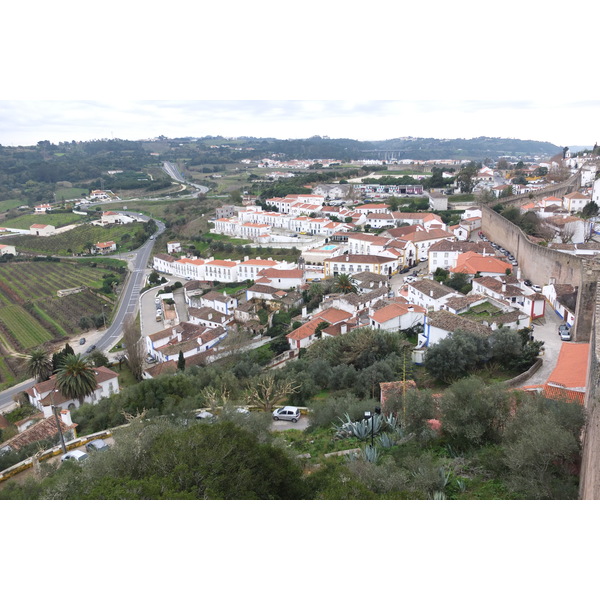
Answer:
[
  {"xmin": 424, "ymin": 330, "xmax": 489, "ymax": 383},
  {"xmin": 440, "ymin": 377, "xmax": 511, "ymax": 449},
  {"xmin": 177, "ymin": 350, "xmax": 186, "ymax": 371},
  {"xmin": 26, "ymin": 349, "xmax": 53, "ymax": 382},
  {"xmin": 581, "ymin": 200, "xmax": 599, "ymax": 219},
  {"xmin": 55, "ymin": 354, "xmax": 98, "ymax": 408},
  {"xmin": 501, "ymin": 396, "xmax": 584, "ymax": 499},
  {"xmin": 333, "ymin": 273, "xmax": 357, "ymax": 294}
]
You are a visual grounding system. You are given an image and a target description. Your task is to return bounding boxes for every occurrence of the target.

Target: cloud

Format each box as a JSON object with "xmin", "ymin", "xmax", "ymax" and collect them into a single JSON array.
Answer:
[{"xmin": 0, "ymin": 100, "xmax": 595, "ymax": 147}]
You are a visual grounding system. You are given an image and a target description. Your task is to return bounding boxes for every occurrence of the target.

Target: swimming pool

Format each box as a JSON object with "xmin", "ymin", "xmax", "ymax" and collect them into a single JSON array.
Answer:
[{"xmin": 321, "ymin": 244, "xmax": 337, "ymax": 251}]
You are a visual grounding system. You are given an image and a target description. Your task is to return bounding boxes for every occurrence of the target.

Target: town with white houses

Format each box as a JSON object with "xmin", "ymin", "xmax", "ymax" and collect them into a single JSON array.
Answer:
[{"xmin": 143, "ymin": 150, "xmax": 600, "ymax": 389}]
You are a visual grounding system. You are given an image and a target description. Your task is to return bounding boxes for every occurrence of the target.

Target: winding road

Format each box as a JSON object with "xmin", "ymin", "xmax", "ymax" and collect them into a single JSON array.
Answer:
[{"xmin": 0, "ymin": 218, "xmax": 165, "ymax": 412}]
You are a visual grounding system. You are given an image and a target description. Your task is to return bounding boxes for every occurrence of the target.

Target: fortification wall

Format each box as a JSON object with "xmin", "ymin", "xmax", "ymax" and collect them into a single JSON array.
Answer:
[
  {"xmin": 481, "ymin": 206, "xmax": 584, "ymax": 288},
  {"xmin": 579, "ymin": 285, "xmax": 600, "ymax": 499}
]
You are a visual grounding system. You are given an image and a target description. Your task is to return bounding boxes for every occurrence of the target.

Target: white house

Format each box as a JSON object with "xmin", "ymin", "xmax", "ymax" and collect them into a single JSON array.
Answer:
[
  {"xmin": 0, "ymin": 243, "xmax": 16, "ymax": 256},
  {"xmin": 406, "ymin": 279, "xmax": 462, "ymax": 311},
  {"xmin": 255, "ymin": 268, "xmax": 305, "ymax": 289},
  {"xmin": 420, "ymin": 311, "xmax": 493, "ymax": 347},
  {"xmin": 369, "ymin": 301, "xmax": 426, "ymax": 333},
  {"xmin": 26, "ymin": 366, "xmax": 120, "ymax": 417},
  {"xmin": 146, "ymin": 323, "xmax": 227, "ymax": 362},
  {"xmin": 29, "ymin": 224, "xmax": 55, "ymax": 236}
]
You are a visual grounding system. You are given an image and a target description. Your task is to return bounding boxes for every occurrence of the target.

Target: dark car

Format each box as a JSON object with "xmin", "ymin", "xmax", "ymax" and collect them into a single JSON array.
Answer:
[
  {"xmin": 86, "ymin": 345, "xmax": 97, "ymax": 353},
  {"xmin": 79, "ymin": 337, "xmax": 86, "ymax": 345},
  {"xmin": 524, "ymin": 280, "xmax": 532, "ymax": 287}
]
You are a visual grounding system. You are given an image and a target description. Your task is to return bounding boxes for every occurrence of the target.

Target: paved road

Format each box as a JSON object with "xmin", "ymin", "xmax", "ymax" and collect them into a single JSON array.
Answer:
[{"xmin": 0, "ymin": 219, "xmax": 165, "ymax": 413}]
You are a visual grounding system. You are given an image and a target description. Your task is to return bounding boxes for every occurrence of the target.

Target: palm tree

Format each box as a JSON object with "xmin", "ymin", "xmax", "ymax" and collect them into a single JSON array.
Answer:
[
  {"xmin": 334, "ymin": 273, "xmax": 357, "ymax": 294},
  {"xmin": 55, "ymin": 354, "xmax": 98, "ymax": 408},
  {"xmin": 26, "ymin": 349, "xmax": 53, "ymax": 382}
]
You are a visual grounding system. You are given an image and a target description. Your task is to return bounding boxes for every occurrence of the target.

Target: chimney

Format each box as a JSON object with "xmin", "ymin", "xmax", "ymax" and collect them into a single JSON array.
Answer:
[
  {"xmin": 341, "ymin": 323, "xmax": 348, "ymax": 334},
  {"xmin": 302, "ymin": 307, "xmax": 307, "ymax": 318},
  {"xmin": 346, "ymin": 256, "xmax": 349, "ymax": 262},
  {"xmin": 407, "ymin": 305, "xmax": 414, "ymax": 312},
  {"xmin": 430, "ymin": 290, "xmax": 434, "ymax": 297},
  {"xmin": 244, "ymin": 255, "xmax": 249, "ymax": 261},
  {"xmin": 502, "ymin": 283, "xmax": 506, "ymax": 293},
  {"xmin": 208, "ymin": 312, "xmax": 213, "ymax": 320},
  {"xmin": 60, "ymin": 410, "xmax": 73, "ymax": 427}
]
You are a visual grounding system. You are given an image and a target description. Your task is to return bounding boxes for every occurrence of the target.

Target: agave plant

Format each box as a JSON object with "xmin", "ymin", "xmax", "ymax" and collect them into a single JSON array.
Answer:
[
  {"xmin": 363, "ymin": 445, "xmax": 379, "ymax": 463},
  {"xmin": 431, "ymin": 490, "xmax": 447, "ymax": 500},
  {"xmin": 377, "ymin": 432, "xmax": 395, "ymax": 449}
]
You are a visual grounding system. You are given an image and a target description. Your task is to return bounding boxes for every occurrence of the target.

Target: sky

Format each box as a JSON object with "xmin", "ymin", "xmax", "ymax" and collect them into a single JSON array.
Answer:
[
  {"xmin": 2, "ymin": 1, "xmax": 598, "ymax": 150},
  {"xmin": 0, "ymin": 99, "xmax": 598, "ymax": 148}
]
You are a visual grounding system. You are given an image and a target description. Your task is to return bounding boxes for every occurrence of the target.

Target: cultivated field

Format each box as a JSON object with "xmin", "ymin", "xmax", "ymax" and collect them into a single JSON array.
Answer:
[
  {"xmin": 1, "ymin": 213, "xmax": 87, "ymax": 229},
  {"xmin": 0, "ymin": 261, "xmax": 118, "ymax": 389},
  {"xmin": 10, "ymin": 223, "xmax": 145, "ymax": 255}
]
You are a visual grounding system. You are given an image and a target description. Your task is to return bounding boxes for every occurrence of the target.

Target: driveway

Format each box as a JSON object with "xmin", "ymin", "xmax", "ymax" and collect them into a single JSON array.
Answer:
[
  {"xmin": 271, "ymin": 415, "xmax": 310, "ymax": 432},
  {"xmin": 520, "ymin": 301, "xmax": 566, "ymax": 385}
]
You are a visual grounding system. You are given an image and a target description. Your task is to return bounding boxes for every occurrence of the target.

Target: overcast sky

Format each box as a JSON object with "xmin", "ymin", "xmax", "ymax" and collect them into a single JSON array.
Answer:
[
  {"xmin": 1, "ymin": 2, "xmax": 598, "ymax": 149},
  {"xmin": 1, "ymin": 99, "xmax": 596, "ymax": 148}
]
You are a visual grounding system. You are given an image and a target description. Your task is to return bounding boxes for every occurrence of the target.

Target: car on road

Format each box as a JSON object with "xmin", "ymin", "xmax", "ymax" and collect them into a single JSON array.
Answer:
[
  {"xmin": 404, "ymin": 276, "xmax": 417, "ymax": 283},
  {"xmin": 86, "ymin": 345, "xmax": 97, "ymax": 353},
  {"xmin": 61, "ymin": 449, "xmax": 89, "ymax": 463},
  {"xmin": 560, "ymin": 329, "xmax": 572, "ymax": 341},
  {"xmin": 85, "ymin": 439, "xmax": 109, "ymax": 452},
  {"xmin": 79, "ymin": 337, "xmax": 86, "ymax": 345},
  {"xmin": 524, "ymin": 280, "xmax": 532, "ymax": 287},
  {"xmin": 531, "ymin": 284, "xmax": 542, "ymax": 293},
  {"xmin": 272, "ymin": 406, "xmax": 301, "ymax": 422}
]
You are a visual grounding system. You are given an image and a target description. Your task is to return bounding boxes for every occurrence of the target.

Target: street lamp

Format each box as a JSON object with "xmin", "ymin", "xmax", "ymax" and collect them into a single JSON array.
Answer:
[
  {"xmin": 364, "ymin": 407, "xmax": 381, "ymax": 448},
  {"xmin": 102, "ymin": 304, "xmax": 107, "ymax": 329}
]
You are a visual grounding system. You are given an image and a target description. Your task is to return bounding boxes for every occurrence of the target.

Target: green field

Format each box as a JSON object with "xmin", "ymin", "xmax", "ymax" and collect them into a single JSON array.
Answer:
[
  {"xmin": 0, "ymin": 260, "xmax": 121, "ymax": 389},
  {"xmin": 12, "ymin": 222, "xmax": 145, "ymax": 255},
  {"xmin": 0, "ymin": 199, "xmax": 24, "ymax": 213},
  {"xmin": 1, "ymin": 212, "xmax": 87, "ymax": 229},
  {"xmin": 54, "ymin": 187, "xmax": 88, "ymax": 201}
]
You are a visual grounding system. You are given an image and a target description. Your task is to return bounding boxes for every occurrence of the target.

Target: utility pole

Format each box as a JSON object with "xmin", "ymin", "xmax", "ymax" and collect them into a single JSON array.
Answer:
[{"xmin": 52, "ymin": 403, "xmax": 68, "ymax": 454}]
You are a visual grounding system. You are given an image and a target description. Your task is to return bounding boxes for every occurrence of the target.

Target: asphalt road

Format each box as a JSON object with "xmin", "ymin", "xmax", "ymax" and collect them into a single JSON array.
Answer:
[{"xmin": 0, "ymin": 219, "xmax": 165, "ymax": 413}]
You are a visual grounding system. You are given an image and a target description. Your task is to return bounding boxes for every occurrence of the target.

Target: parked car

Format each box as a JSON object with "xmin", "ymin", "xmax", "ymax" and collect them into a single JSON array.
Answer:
[
  {"xmin": 560, "ymin": 330, "xmax": 572, "ymax": 341},
  {"xmin": 531, "ymin": 284, "xmax": 542, "ymax": 293},
  {"xmin": 195, "ymin": 410, "xmax": 214, "ymax": 420},
  {"xmin": 61, "ymin": 449, "xmax": 89, "ymax": 463},
  {"xmin": 524, "ymin": 280, "xmax": 532, "ymax": 287},
  {"xmin": 79, "ymin": 337, "xmax": 86, "ymax": 345},
  {"xmin": 85, "ymin": 439, "xmax": 109, "ymax": 452},
  {"xmin": 86, "ymin": 345, "xmax": 97, "ymax": 353},
  {"xmin": 272, "ymin": 406, "xmax": 301, "ymax": 422},
  {"xmin": 558, "ymin": 324, "xmax": 570, "ymax": 335}
]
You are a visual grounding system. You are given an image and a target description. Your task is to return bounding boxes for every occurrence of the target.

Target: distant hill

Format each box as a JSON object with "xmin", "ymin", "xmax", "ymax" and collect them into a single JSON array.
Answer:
[
  {"xmin": 363, "ymin": 136, "xmax": 561, "ymax": 161},
  {"xmin": 188, "ymin": 135, "xmax": 561, "ymax": 161}
]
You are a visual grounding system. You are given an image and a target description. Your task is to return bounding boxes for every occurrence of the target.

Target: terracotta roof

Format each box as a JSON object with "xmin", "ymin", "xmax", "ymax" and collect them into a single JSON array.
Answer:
[
  {"xmin": 409, "ymin": 278, "xmax": 458, "ymax": 300},
  {"xmin": 430, "ymin": 240, "xmax": 494, "ymax": 254},
  {"xmin": 286, "ymin": 317, "xmax": 329, "ymax": 341},
  {"xmin": 426, "ymin": 311, "xmax": 493, "ymax": 337},
  {"xmin": 257, "ymin": 268, "xmax": 304, "ymax": 279},
  {"xmin": 371, "ymin": 303, "xmax": 425, "ymax": 323},
  {"xmin": 30, "ymin": 224, "xmax": 51, "ymax": 229},
  {"xmin": 443, "ymin": 294, "xmax": 486, "ymax": 311},
  {"xmin": 247, "ymin": 284, "xmax": 279, "ymax": 295},
  {"xmin": 451, "ymin": 252, "xmax": 511, "ymax": 275},
  {"xmin": 155, "ymin": 253, "xmax": 176, "ymax": 262},
  {"xmin": 312, "ymin": 307, "xmax": 353, "ymax": 324},
  {"xmin": 546, "ymin": 343, "xmax": 590, "ymax": 390},
  {"xmin": 144, "ymin": 360, "xmax": 178, "ymax": 378},
  {"xmin": 206, "ymin": 259, "xmax": 237, "ymax": 267},
  {"xmin": 0, "ymin": 413, "xmax": 77, "ymax": 451}
]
